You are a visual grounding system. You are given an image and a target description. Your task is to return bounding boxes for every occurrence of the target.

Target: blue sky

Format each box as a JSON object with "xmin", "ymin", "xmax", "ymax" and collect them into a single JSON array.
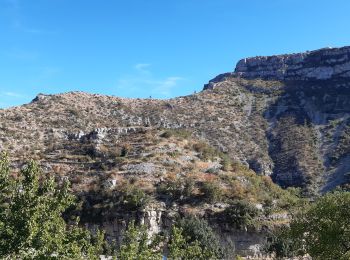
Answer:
[{"xmin": 1, "ymin": 0, "xmax": 350, "ymax": 108}]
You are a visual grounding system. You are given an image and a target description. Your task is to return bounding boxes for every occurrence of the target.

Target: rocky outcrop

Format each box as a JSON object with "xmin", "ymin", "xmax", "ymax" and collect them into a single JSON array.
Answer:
[
  {"xmin": 234, "ymin": 46, "xmax": 350, "ymax": 81},
  {"xmin": 31, "ymin": 93, "xmax": 51, "ymax": 102},
  {"xmin": 202, "ymin": 46, "xmax": 350, "ymax": 191}
]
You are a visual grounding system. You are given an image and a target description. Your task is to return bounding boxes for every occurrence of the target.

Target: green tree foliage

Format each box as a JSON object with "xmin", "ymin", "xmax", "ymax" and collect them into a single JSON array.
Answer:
[
  {"xmin": 117, "ymin": 221, "xmax": 161, "ymax": 260},
  {"xmin": 119, "ymin": 184, "xmax": 150, "ymax": 211},
  {"xmin": 160, "ymin": 129, "xmax": 192, "ymax": 139},
  {"xmin": 266, "ymin": 191, "xmax": 350, "ymax": 259},
  {"xmin": 263, "ymin": 226, "xmax": 301, "ymax": 259},
  {"xmin": 168, "ymin": 226, "xmax": 204, "ymax": 259},
  {"xmin": 220, "ymin": 200, "xmax": 259, "ymax": 230},
  {"xmin": 117, "ymin": 217, "xmax": 228, "ymax": 260},
  {"xmin": 0, "ymin": 153, "xmax": 12, "ymax": 221},
  {"xmin": 171, "ymin": 217, "xmax": 226, "ymax": 259},
  {"xmin": 192, "ymin": 141, "xmax": 220, "ymax": 161},
  {"xmin": 289, "ymin": 191, "xmax": 350, "ymax": 260},
  {"xmin": 0, "ymin": 153, "xmax": 105, "ymax": 259},
  {"xmin": 157, "ymin": 176, "xmax": 194, "ymax": 202},
  {"xmin": 200, "ymin": 181, "xmax": 223, "ymax": 203}
]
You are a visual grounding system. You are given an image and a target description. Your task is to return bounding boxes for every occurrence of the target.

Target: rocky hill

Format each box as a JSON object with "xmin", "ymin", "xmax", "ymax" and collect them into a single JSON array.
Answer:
[
  {"xmin": 206, "ymin": 46, "xmax": 350, "ymax": 193},
  {"xmin": 1, "ymin": 46, "xmax": 350, "ymax": 256}
]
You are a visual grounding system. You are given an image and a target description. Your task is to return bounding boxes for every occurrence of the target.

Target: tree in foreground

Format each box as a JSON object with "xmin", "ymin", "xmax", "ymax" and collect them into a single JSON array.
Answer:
[
  {"xmin": 266, "ymin": 191, "xmax": 350, "ymax": 260},
  {"xmin": 168, "ymin": 217, "xmax": 228, "ymax": 259},
  {"xmin": 290, "ymin": 191, "xmax": 350, "ymax": 260},
  {"xmin": 116, "ymin": 220, "xmax": 161, "ymax": 260},
  {"xmin": 168, "ymin": 226, "xmax": 204, "ymax": 259},
  {"xmin": 0, "ymin": 153, "xmax": 230, "ymax": 259},
  {"xmin": 116, "ymin": 218, "xmax": 226, "ymax": 260},
  {"xmin": 0, "ymin": 153, "xmax": 105, "ymax": 259}
]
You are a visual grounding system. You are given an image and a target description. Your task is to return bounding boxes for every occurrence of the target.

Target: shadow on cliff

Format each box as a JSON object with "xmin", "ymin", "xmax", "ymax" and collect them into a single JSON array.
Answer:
[{"xmin": 263, "ymin": 79, "xmax": 350, "ymax": 194}]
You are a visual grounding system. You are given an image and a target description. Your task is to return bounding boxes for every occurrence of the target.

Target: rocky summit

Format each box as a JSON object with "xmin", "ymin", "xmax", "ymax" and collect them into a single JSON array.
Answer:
[
  {"xmin": 236, "ymin": 46, "xmax": 350, "ymax": 80},
  {"xmin": 204, "ymin": 46, "xmax": 350, "ymax": 193},
  {"xmin": 1, "ymin": 46, "xmax": 350, "ymax": 256}
]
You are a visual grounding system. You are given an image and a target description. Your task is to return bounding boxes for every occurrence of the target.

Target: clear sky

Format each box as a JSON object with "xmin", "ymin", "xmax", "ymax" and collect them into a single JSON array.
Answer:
[{"xmin": 1, "ymin": 0, "xmax": 350, "ymax": 108}]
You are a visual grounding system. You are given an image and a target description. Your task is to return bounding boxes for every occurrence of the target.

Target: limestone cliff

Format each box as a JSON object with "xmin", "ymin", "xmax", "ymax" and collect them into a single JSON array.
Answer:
[
  {"xmin": 203, "ymin": 46, "xmax": 350, "ymax": 193},
  {"xmin": 235, "ymin": 46, "xmax": 350, "ymax": 81}
]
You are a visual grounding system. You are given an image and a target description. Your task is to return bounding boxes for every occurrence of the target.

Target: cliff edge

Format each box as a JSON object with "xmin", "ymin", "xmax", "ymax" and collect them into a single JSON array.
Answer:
[{"xmin": 235, "ymin": 46, "xmax": 350, "ymax": 80}]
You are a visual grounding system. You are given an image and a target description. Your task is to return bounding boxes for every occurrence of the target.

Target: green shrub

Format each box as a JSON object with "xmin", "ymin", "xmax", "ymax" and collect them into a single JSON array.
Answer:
[
  {"xmin": 160, "ymin": 129, "xmax": 192, "ymax": 139},
  {"xmin": 200, "ymin": 181, "xmax": 223, "ymax": 203},
  {"xmin": 276, "ymin": 187, "xmax": 304, "ymax": 210},
  {"xmin": 263, "ymin": 226, "xmax": 301, "ymax": 258},
  {"xmin": 120, "ymin": 144, "xmax": 131, "ymax": 157},
  {"xmin": 175, "ymin": 217, "xmax": 226, "ymax": 259},
  {"xmin": 220, "ymin": 200, "xmax": 259, "ymax": 230},
  {"xmin": 183, "ymin": 178, "xmax": 195, "ymax": 198},
  {"xmin": 120, "ymin": 185, "xmax": 150, "ymax": 211},
  {"xmin": 160, "ymin": 130, "xmax": 173, "ymax": 138},
  {"xmin": 193, "ymin": 141, "xmax": 220, "ymax": 161},
  {"xmin": 220, "ymin": 153, "xmax": 232, "ymax": 171},
  {"xmin": 157, "ymin": 177, "xmax": 195, "ymax": 201}
]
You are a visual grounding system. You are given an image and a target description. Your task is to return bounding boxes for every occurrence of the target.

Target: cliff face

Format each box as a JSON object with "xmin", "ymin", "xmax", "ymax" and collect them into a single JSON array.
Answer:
[
  {"xmin": 202, "ymin": 46, "xmax": 350, "ymax": 193},
  {"xmin": 234, "ymin": 46, "xmax": 350, "ymax": 80}
]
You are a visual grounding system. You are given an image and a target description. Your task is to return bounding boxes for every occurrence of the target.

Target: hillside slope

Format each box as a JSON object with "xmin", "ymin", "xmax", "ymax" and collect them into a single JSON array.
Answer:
[
  {"xmin": 1, "ymin": 46, "xmax": 350, "ymax": 255},
  {"xmin": 2, "ymin": 50, "xmax": 350, "ymax": 194}
]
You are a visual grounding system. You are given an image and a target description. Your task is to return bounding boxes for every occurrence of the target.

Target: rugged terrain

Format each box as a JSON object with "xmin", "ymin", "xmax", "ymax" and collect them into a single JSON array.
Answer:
[{"xmin": 1, "ymin": 46, "xmax": 350, "ymax": 256}]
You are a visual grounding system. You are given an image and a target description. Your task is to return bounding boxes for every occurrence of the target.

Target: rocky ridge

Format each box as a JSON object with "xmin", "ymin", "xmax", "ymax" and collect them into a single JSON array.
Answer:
[
  {"xmin": 236, "ymin": 46, "xmax": 350, "ymax": 80},
  {"xmin": 204, "ymin": 46, "xmax": 350, "ymax": 87}
]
